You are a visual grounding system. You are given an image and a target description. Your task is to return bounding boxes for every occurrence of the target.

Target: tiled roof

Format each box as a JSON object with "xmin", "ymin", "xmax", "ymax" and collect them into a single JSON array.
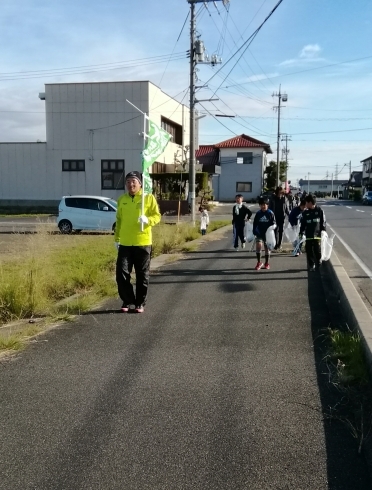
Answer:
[
  {"xmin": 195, "ymin": 145, "xmax": 219, "ymax": 166},
  {"xmin": 214, "ymin": 134, "xmax": 272, "ymax": 153}
]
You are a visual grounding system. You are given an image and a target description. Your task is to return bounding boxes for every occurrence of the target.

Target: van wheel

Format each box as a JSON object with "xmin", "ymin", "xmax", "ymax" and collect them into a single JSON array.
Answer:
[{"xmin": 59, "ymin": 220, "xmax": 72, "ymax": 234}]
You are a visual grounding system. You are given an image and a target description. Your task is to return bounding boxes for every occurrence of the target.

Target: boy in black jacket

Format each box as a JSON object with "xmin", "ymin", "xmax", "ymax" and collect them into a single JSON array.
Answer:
[
  {"xmin": 232, "ymin": 194, "xmax": 252, "ymax": 250},
  {"xmin": 300, "ymin": 194, "xmax": 326, "ymax": 271},
  {"xmin": 253, "ymin": 197, "xmax": 276, "ymax": 270}
]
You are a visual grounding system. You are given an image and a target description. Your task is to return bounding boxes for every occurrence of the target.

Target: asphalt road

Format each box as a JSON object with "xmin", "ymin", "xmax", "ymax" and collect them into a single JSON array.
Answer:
[{"xmin": 0, "ymin": 230, "xmax": 370, "ymax": 489}]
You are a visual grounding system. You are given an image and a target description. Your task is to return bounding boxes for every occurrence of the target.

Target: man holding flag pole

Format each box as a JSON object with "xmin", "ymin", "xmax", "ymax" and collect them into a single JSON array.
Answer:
[{"xmin": 114, "ymin": 108, "xmax": 171, "ymax": 313}]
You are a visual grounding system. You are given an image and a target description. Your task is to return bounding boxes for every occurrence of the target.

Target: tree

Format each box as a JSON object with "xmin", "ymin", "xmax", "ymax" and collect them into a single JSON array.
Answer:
[{"xmin": 264, "ymin": 160, "xmax": 288, "ymax": 190}]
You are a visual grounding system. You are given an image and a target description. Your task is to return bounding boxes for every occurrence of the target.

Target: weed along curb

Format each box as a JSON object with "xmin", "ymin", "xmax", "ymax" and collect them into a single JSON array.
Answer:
[
  {"xmin": 321, "ymin": 252, "xmax": 372, "ymax": 370},
  {"xmin": 320, "ymin": 250, "xmax": 372, "ymax": 472}
]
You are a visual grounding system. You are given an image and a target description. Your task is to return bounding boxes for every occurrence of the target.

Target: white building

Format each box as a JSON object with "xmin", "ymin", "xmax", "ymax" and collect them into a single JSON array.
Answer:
[
  {"xmin": 298, "ymin": 179, "xmax": 347, "ymax": 195},
  {"xmin": 0, "ymin": 81, "xmax": 190, "ymax": 212},
  {"xmin": 196, "ymin": 135, "xmax": 272, "ymax": 202}
]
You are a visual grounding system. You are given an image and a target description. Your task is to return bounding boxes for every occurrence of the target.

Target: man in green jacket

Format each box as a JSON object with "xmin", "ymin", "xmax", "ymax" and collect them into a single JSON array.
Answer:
[{"xmin": 115, "ymin": 171, "xmax": 161, "ymax": 313}]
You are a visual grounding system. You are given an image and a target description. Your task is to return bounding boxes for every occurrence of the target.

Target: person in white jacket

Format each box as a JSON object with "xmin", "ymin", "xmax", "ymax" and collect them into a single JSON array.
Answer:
[{"xmin": 199, "ymin": 206, "xmax": 209, "ymax": 235}]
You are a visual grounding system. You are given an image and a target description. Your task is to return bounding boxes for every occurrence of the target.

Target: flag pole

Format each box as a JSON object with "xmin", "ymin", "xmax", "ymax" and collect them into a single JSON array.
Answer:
[
  {"xmin": 141, "ymin": 112, "xmax": 147, "ymax": 231},
  {"xmin": 126, "ymin": 99, "xmax": 147, "ymax": 231}
]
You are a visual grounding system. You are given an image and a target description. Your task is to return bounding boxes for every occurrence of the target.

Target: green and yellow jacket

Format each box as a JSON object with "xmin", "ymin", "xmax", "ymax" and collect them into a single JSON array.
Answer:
[{"xmin": 114, "ymin": 190, "xmax": 160, "ymax": 246}]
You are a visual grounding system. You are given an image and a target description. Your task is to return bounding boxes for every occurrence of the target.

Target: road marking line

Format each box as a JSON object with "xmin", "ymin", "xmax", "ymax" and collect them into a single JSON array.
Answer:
[
  {"xmin": 356, "ymin": 210, "xmax": 365, "ymax": 213},
  {"xmin": 328, "ymin": 224, "xmax": 372, "ymax": 281},
  {"xmin": 346, "ymin": 206, "xmax": 352, "ymax": 209}
]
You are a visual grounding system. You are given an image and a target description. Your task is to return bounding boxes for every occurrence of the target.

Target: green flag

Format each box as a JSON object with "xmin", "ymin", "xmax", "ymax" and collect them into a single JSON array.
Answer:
[{"xmin": 142, "ymin": 119, "xmax": 172, "ymax": 194}]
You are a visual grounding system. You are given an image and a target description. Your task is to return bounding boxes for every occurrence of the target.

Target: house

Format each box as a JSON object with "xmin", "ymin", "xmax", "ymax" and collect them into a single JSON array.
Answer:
[
  {"xmin": 298, "ymin": 179, "xmax": 347, "ymax": 196},
  {"xmin": 0, "ymin": 81, "xmax": 190, "ymax": 212},
  {"xmin": 361, "ymin": 156, "xmax": 372, "ymax": 192},
  {"xmin": 342, "ymin": 171, "xmax": 362, "ymax": 198},
  {"xmin": 196, "ymin": 134, "xmax": 272, "ymax": 202}
]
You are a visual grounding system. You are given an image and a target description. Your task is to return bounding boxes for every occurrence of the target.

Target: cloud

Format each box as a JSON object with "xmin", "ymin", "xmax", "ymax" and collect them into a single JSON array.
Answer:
[
  {"xmin": 300, "ymin": 44, "xmax": 322, "ymax": 59},
  {"xmin": 280, "ymin": 44, "xmax": 325, "ymax": 67}
]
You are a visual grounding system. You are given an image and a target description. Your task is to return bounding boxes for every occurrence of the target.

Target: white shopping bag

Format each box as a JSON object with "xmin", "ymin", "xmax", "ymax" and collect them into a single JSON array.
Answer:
[
  {"xmin": 320, "ymin": 230, "xmax": 335, "ymax": 262},
  {"xmin": 284, "ymin": 223, "xmax": 299, "ymax": 244},
  {"xmin": 245, "ymin": 221, "xmax": 255, "ymax": 242},
  {"xmin": 265, "ymin": 225, "xmax": 276, "ymax": 251}
]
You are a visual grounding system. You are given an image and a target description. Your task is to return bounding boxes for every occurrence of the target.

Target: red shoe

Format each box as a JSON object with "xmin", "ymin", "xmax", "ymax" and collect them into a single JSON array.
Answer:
[
  {"xmin": 264, "ymin": 263, "xmax": 270, "ymax": 270},
  {"xmin": 121, "ymin": 304, "xmax": 129, "ymax": 313},
  {"xmin": 255, "ymin": 262, "xmax": 263, "ymax": 270},
  {"xmin": 135, "ymin": 306, "xmax": 144, "ymax": 313}
]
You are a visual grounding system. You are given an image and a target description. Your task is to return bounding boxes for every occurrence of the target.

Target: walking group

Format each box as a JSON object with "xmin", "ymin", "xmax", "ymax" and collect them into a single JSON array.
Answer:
[
  {"xmin": 232, "ymin": 186, "xmax": 327, "ymax": 272},
  {"xmin": 114, "ymin": 171, "xmax": 328, "ymax": 314}
]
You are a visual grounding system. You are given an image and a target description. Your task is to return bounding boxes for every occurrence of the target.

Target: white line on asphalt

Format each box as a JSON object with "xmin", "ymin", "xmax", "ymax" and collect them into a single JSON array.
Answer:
[
  {"xmin": 328, "ymin": 224, "xmax": 372, "ymax": 280},
  {"xmin": 346, "ymin": 206, "xmax": 352, "ymax": 209},
  {"xmin": 356, "ymin": 210, "xmax": 365, "ymax": 213}
]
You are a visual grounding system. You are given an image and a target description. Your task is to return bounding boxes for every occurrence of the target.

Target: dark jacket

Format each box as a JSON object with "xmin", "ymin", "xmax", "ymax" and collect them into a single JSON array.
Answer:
[
  {"xmin": 288, "ymin": 206, "xmax": 303, "ymax": 227},
  {"xmin": 269, "ymin": 195, "xmax": 289, "ymax": 221},
  {"xmin": 253, "ymin": 209, "xmax": 276, "ymax": 237},
  {"xmin": 300, "ymin": 206, "xmax": 326, "ymax": 238},
  {"xmin": 232, "ymin": 203, "xmax": 252, "ymax": 226}
]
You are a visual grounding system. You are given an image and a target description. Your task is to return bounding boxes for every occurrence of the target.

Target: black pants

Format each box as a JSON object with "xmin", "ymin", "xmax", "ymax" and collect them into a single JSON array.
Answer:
[
  {"xmin": 274, "ymin": 218, "xmax": 284, "ymax": 249},
  {"xmin": 305, "ymin": 239, "xmax": 321, "ymax": 268},
  {"xmin": 233, "ymin": 223, "xmax": 246, "ymax": 248},
  {"xmin": 116, "ymin": 245, "xmax": 152, "ymax": 307}
]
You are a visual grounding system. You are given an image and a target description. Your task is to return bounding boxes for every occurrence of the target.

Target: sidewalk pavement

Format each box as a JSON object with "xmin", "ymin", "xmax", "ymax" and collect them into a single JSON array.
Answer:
[{"xmin": 0, "ymin": 226, "xmax": 371, "ymax": 489}]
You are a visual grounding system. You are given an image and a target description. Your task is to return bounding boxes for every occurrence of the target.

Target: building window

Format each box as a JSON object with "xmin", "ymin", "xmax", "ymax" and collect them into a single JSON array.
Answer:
[
  {"xmin": 62, "ymin": 160, "xmax": 85, "ymax": 171},
  {"xmin": 318, "ymin": 185, "xmax": 327, "ymax": 189},
  {"xmin": 236, "ymin": 182, "xmax": 252, "ymax": 192},
  {"xmin": 101, "ymin": 160, "xmax": 125, "ymax": 190},
  {"xmin": 237, "ymin": 152, "xmax": 253, "ymax": 164},
  {"xmin": 161, "ymin": 116, "xmax": 182, "ymax": 145}
]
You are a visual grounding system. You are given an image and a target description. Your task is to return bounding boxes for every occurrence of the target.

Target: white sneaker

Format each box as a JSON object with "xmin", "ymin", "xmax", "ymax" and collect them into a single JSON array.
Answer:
[
  {"xmin": 241, "ymin": 242, "xmax": 246, "ymax": 249},
  {"xmin": 234, "ymin": 247, "xmax": 239, "ymax": 251}
]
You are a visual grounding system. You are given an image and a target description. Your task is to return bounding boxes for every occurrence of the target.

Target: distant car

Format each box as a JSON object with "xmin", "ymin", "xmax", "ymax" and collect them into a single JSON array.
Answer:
[
  {"xmin": 57, "ymin": 195, "xmax": 117, "ymax": 234},
  {"xmin": 362, "ymin": 191, "xmax": 372, "ymax": 205}
]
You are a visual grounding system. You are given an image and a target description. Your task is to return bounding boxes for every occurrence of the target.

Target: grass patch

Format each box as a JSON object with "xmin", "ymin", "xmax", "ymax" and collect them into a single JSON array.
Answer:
[
  {"xmin": 329, "ymin": 328, "xmax": 369, "ymax": 386},
  {"xmin": 0, "ymin": 335, "xmax": 24, "ymax": 351},
  {"xmin": 0, "ymin": 220, "xmax": 229, "ymax": 331}
]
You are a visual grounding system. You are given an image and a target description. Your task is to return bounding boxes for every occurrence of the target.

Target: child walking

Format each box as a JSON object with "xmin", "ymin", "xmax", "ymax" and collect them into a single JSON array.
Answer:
[
  {"xmin": 299, "ymin": 194, "xmax": 326, "ymax": 271},
  {"xmin": 199, "ymin": 206, "xmax": 209, "ymax": 236},
  {"xmin": 288, "ymin": 199, "xmax": 306, "ymax": 256},
  {"xmin": 232, "ymin": 194, "xmax": 252, "ymax": 250},
  {"xmin": 253, "ymin": 197, "xmax": 276, "ymax": 270}
]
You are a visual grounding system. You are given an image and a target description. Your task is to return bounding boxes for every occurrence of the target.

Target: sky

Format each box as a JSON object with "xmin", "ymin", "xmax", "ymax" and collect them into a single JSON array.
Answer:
[{"xmin": 1, "ymin": 0, "xmax": 372, "ymax": 183}]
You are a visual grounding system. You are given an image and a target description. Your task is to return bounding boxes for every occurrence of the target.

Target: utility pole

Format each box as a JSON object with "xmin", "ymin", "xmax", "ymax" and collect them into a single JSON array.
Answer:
[
  {"xmin": 272, "ymin": 86, "xmax": 287, "ymax": 188},
  {"xmin": 187, "ymin": 0, "xmax": 226, "ymax": 224},
  {"xmin": 281, "ymin": 134, "xmax": 291, "ymax": 189}
]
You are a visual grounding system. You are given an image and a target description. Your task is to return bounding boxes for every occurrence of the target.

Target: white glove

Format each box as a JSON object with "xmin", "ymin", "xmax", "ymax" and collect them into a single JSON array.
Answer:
[
  {"xmin": 114, "ymin": 242, "xmax": 120, "ymax": 250},
  {"xmin": 138, "ymin": 215, "xmax": 149, "ymax": 225}
]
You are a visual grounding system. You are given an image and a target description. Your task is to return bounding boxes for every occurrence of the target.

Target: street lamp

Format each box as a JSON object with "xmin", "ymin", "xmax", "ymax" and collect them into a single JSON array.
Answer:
[{"xmin": 307, "ymin": 172, "xmax": 310, "ymax": 193}]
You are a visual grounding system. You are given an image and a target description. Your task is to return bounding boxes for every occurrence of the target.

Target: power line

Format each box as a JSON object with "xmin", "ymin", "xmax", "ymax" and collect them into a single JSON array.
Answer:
[
  {"xmin": 223, "ymin": 54, "xmax": 372, "ymax": 89},
  {"xmin": 0, "ymin": 53, "xmax": 187, "ymax": 82}
]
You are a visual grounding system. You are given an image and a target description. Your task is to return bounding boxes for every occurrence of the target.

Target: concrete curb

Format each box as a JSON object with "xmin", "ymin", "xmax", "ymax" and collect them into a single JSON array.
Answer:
[{"xmin": 322, "ymin": 251, "xmax": 372, "ymax": 367}]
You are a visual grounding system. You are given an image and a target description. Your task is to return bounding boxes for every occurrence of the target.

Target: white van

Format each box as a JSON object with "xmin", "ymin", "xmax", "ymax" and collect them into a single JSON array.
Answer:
[{"xmin": 57, "ymin": 195, "xmax": 117, "ymax": 234}]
